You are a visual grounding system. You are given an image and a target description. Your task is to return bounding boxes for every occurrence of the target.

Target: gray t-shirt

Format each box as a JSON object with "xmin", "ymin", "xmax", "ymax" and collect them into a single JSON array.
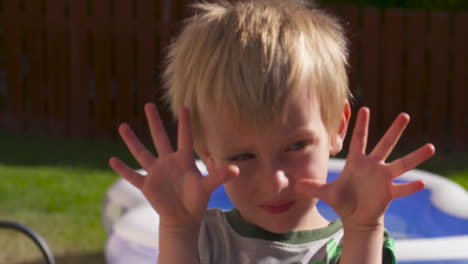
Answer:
[{"xmin": 199, "ymin": 208, "xmax": 396, "ymax": 264}]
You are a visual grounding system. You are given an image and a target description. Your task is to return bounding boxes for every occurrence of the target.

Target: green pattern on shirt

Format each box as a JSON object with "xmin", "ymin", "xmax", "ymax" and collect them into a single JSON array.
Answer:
[{"xmin": 326, "ymin": 238, "xmax": 342, "ymax": 263}]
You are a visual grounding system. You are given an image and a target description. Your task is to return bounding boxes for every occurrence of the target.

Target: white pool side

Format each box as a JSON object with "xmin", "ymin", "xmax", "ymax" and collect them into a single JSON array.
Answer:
[{"xmin": 327, "ymin": 158, "xmax": 468, "ymax": 220}]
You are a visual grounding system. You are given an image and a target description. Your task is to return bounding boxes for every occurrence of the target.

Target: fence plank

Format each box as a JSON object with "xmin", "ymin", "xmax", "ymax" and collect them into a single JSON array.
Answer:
[
  {"xmin": 340, "ymin": 6, "xmax": 361, "ymax": 97},
  {"xmin": 160, "ymin": 0, "xmax": 174, "ymax": 48},
  {"xmin": 339, "ymin": 6, "xmax": 361, "ymax": 152},
  {"xmin": 182, "ymin": 0, "xmax": 195, "ymax": 18},
  {"xmin": 324, "ymin": 4, "xmax": 339, "ymax": 18},
  {"xmin": 46, "ymin": 0, "xmax": 68, "ymax": 136},
  {"xmin": 405, "ymin": 10, "xmax": 427, "ymax": 148},
  {"xmin": 115, "ymin": 0, "xmax": 135, "ymax": 130},
  {"xmin": 452, "ymin": 13, "xmax": 468, "ymax": 152},
  {"xmin": 158, "ymin": 0, "xmax": 178, "ymax": 144},
  {"xmin": 91, "ymin": 0, "xmax": 113, "ymax": 138},
  {"xmin": 382, "ymin": 9, "xmax": 404, "ymax": 136},
  {"xmin": 427, "ymin": 12, "xmax": 450, "ymax": 151},
  {"xmin": 174, "ymin": 0, "xmax": 185, "ymax": 20},
  {"xmin": 0, "ymin": 3, "xmax": 465, "ymax": 153},
  {"xmin": 24, "ymin": 1, "xmax": 46, "ymax": 134},
  {"xmin": 136, "ymin": 0, "xmax": 156, "ymax": 139},
  {"xmin": 2, "ymin": 0, "xmax": 23, "ymax": 129},
  {"xmin": 69, "ymin": 0, "xmax": 89, "ymax": 137},
  {"xmin": 361, "ymin": 8, "xmax": 382, "ymax": 147}
]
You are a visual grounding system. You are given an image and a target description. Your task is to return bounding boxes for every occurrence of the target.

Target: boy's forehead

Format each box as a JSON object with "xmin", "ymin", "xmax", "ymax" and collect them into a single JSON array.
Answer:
[
  {"xmin": 199, "ymin": 92, "xmax": 321, "ymax": 133},
  {"xmin": 197, "ymin": 95, "xmax": 327, "ymax": 155}
]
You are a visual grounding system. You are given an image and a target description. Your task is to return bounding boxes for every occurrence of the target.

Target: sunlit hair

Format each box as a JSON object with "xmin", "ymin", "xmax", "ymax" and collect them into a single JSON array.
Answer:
[{"xmin": 163, "ymin": 0, "xmax": 349, "ymax": 142}]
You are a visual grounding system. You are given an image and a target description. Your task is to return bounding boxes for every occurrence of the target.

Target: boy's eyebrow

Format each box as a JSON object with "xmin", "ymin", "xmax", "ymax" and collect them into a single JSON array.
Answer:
[
  {"xmin": 222, "ymin": 126, "xmax": 321, "ymax": 155},
  {"xmin": 285, "ymin": 127, "xmax": 320, "ymax": 142},
  {"xmin": 221, "ymin": 142, "xmax": 256, "ymax": 156}
]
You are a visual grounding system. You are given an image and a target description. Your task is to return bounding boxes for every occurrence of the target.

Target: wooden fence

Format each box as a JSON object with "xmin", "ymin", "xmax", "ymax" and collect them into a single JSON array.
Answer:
[{"xmin": 0, "ymin": 1, "xmax": 466, "ymax": 153}]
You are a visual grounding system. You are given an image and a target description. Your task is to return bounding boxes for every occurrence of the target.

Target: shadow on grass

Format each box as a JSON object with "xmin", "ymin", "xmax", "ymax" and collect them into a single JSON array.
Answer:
[
  {"xmin": 18, "ymin": 251, "xmax": 105, "ymax": 264},
  {"xmin": 0, "ymin": 128, "xmax": 141, "ymax": 170}
]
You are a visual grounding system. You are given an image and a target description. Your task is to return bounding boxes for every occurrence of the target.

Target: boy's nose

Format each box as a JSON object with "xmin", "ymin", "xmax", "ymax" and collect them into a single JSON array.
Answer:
[{"xmin": 260, "ymin": 168, "xmax": 290, "ymax": 195}]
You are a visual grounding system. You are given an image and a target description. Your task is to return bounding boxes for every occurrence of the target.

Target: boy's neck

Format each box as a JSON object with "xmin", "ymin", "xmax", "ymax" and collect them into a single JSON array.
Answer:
[{"xmin": 225, "ymin": 208, "xmax": 337, "ymax": 244}]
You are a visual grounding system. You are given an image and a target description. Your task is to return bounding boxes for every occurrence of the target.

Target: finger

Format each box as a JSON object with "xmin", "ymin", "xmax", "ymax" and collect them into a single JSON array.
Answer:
[
  {"xmin": 392, "ymin": 180, "xmax": 425, "ymax": 199},
  {"xmin": 202, "ymin": 164, "xmax": 239, "ymax": 193},
  {"xmin": 348, "ymin": 107, "xmax": 370, "ymax": 154},
  {"xmin": 119, "ymin": 123, "xmax": 155, "ymax": 168},
  {"xmin": 177, "ymin": 107, "xmax": 194, "ymax": 152},
  {"xmin": 109, "ymin": 157, "xmax": 145, "ymax": 189},
  {"xmin": 390, "ymin": 143, "xmax": 436, "ymax": 177},
  {"xmin": 145, "ymin": 103, "xmax": 173, "ymax": 156},
  {"xmin": 370, "ymin": 113, "xmax": 410, "ymax": 161},
  {"xmin": 295, "ymin": 179, "xmax": 328, "ymax": 201}
]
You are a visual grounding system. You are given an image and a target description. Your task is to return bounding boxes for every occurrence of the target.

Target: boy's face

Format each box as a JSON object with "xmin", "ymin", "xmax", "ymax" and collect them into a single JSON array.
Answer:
[{"xmin": 199, "ymin": 95, "xmax": 348, "ymax": 233}]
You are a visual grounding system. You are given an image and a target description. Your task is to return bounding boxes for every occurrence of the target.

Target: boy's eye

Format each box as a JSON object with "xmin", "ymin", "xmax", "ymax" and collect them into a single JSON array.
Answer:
[
  {"xmin": 227, "ymin": 153, "xmax": 255, "ymax": 162},
  {"xmin": 286, "ymin": 140, "xmax": 307, "ymax": 151}
]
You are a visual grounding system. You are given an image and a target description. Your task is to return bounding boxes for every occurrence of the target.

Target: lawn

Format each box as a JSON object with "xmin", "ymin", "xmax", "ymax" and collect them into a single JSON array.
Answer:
[
  {"xmin": 0, "ymin": 128, "xmax": 139, "ymax": 264},
  {"xmin": 0, "ymin": 127, "xmax": 466, "ymax": 263}
]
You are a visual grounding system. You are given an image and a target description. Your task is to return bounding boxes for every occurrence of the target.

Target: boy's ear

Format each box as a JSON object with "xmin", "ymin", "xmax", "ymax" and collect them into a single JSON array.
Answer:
[{"xmin": 329, "ymin": 101, "xmax": 351, "ymax": 155}]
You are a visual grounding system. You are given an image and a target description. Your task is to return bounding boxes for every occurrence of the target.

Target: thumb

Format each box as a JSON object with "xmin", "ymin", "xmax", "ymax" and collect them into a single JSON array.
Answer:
[
  {"xmin": 202, "ymin": 164, "xmax": 239, "ymax": 193},
  {"xmin": 295, "ymin": 179, "xmax": 329, "ymax": 201}
]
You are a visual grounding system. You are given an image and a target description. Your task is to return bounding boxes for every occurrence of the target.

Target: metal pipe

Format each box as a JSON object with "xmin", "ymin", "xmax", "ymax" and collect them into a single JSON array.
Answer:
[{"xmin": 0, "ymin": 221, "xmax": 56, "ymax": 264}]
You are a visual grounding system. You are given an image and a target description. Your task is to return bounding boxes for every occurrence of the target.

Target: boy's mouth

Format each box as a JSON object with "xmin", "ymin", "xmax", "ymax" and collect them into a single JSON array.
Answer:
[{"xmin": 259, "ymin": 200, "xmax": 295, "ymax": 214}]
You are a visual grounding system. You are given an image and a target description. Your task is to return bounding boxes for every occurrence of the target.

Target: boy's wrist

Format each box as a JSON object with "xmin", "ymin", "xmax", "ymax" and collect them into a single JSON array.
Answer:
[
  {"xmin": 159, "ymin": 219, "xmax": 202, "ymax": 236},
  {"xmin": 158, "ymin": 221, "xmax": 201, "ymax": 264},
  {"xmin": 340, "ymin": 217, "xmax": 385, "ymax": 264},
  {"xmin": 341, "ymin": 216, "xmax": 384, "ymax": 234}
]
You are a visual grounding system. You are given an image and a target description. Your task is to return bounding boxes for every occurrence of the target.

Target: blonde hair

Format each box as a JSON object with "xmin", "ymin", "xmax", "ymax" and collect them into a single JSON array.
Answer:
[{"xmin": 163, "ymin": 0, "xmax": 349, "ymax": 142}]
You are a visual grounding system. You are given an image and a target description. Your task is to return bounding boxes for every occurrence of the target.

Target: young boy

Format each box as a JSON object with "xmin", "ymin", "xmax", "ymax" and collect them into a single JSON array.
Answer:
[{"xmin": 109, "ymin": 0, "xmax": 435, "ymax": 263}]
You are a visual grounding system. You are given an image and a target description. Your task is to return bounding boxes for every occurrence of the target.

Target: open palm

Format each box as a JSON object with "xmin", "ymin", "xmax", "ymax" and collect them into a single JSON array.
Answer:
[
  {"xmin": 109, "ymin": 103, "xmax": 238, "ymax": 229},
  {"xmin": 297, "ymin": 107, "xmax": 435, "ymax": 227}
]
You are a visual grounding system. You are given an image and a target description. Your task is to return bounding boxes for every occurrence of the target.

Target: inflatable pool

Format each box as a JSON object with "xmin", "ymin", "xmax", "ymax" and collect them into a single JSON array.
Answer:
[{"xmin": 103, "ymin": 159, "xmax": 468, "ymax": 264}]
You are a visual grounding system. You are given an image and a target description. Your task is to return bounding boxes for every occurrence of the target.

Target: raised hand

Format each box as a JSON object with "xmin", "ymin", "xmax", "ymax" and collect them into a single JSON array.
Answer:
[
  {"xmin": 109, "ymin": 103, "xmax": 239, "ymax": 230},
  {"xmin": 296, "ymin": 107, "xmax": 436, "ymax": 227}
]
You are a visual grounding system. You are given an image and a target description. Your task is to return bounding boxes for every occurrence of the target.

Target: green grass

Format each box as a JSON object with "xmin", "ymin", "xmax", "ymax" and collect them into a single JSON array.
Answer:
[
  {"xmin": 0, "ymin": 128, "xmax": 139, "ymax": 264},
  {"xmin": 0, "ymin": 127, "xmax": 466, "ymax": 263},
  {"xmin": 417, "ymin": 153, "xmax": 468, "ymax": 190}
]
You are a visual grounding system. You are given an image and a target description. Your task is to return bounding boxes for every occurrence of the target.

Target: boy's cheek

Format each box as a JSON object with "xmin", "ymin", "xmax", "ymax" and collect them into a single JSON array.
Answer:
[
  {"xmin": 224, "ymin": 180, "xmax": 249, "ymax": 203},
  {"xmin": 227, "ymin": 165, "xmax": 248, "ymax": 182},
  {"xmin": 225, "ymin": 167, "xmax": 254, "ymax": 190},
  {"xmin": 298, "ymin": 159, "xmax": 329, "ymax": 182},
  {"xmin": 289, "ymin": 153, "xmax": 326, "ymax": 174}
]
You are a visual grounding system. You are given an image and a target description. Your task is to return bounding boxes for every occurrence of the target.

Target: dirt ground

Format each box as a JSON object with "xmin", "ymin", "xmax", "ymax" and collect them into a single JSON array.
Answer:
[{"xmin": 7, "ymin": 252, "xmax": 104, "ymax": 264}]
